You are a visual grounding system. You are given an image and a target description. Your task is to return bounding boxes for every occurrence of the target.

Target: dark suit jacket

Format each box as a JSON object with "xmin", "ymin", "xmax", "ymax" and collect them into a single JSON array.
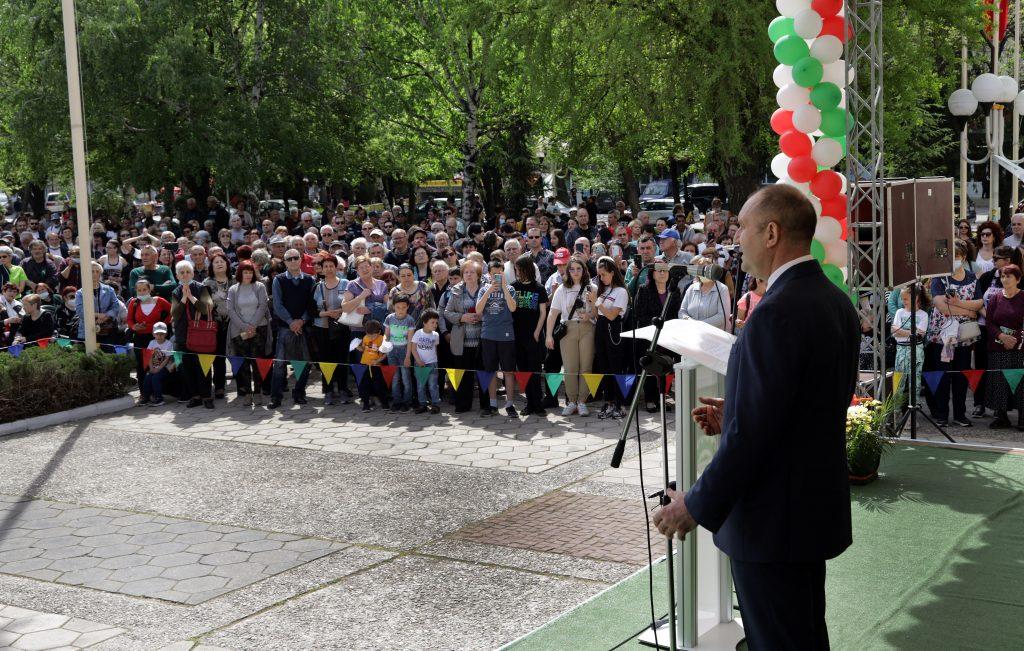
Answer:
[{"xmin": 684, "ymin": 259, "xmax": 859, "ymax": 563}]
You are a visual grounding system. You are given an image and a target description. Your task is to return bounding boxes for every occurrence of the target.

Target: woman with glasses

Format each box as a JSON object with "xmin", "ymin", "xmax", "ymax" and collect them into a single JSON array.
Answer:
[
  {"xmin": 957, "ymin": 220, "xmax": 973, "ymax": 242},
  {"xmin": 634, "ymin": 262, "xmax": 683, "ymax": 411},
  {"xmin": 545, "ymin": 256, "xmax": 596, "ymax": 416},
  {"xmin": 974, "ymin": 221, "xmax": 1003, "ymax": 274}
]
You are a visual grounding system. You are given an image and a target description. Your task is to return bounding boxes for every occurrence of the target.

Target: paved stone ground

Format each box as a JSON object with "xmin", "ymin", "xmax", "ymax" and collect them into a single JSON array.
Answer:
[
  {"xmin": 0, "ymin": 604, "xmax": 123, "ymax": 649},
  {"xmin": 0, "ymin": 384, "xmax": 1015, "ymax": 650}
]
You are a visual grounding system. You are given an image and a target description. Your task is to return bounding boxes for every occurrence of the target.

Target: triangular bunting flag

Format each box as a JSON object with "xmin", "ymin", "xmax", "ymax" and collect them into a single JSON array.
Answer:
[
  {"xmin": 513, "ymin": 371, "xmax": 533, "ymax": 392},
  {"xmin": 476, "ymin": 370, "xmax": 495, "ymax": 391},
  {"xmin": 962, "ymin": 370, "xmax": 985, "ymax": 393},
  {"xmin": 615, "ymin": 374, "xmax": 637, "ymax": 398},
  {"xmin": 380, "ymin": 365, "xmax": 397, "ymax": 387},
  {"xmin": 172, "ymin": 351, "xmax": 184, "ymax": 366},
  {"xmin": 545, "ymin": 372, "xmax": 564, "ymax": 395},
  {"xmin": 446, "ymin": 368, "xmax": 465, "ymax": 390},
  {"xmin": 414, "ymin": 365, "xmax": 433, "ymax": 385},
  {"xmin": 36, "ymin": 338, "xmax": 50, "ymax": 349},
  {"xmin": 9, "ymin": 344, "xmax": 23, "ymax": 357},
  {"xmin": 664, "ymin": 373, "xmax": 675, "ymax": 395},
  {"xmin": 582, "ymin": 373, "xmax": 604, "ymax": 398},
  {"xmin": 197, "ymin": 354, "xmax": 215, "ymax": 376},
  {"xmin": 922, "ymin": 371, "xmax": 945, "ymax": 395},
  {"xmin": 352, "ymin": 363, "xmax": 368, "ymax": 387},
  {"xmin": 1003, "ymin": 369, "xmax": 1024, "ymax": 394},
  {"xmin": 319, "ymin": 362, "xmax": 338, "ymax": 385},
  {"xmin": 141, "ymin": 348, "xmax": 154, "ymax": 370},
  {"xmin": 56, "ymin": 337, "xmax": 72, "ymax": 348},
  {"xmin": 228, "ymin": 356, "xmax": 245, "ymax": 376},
  {"xmin": 289, "ymin": 360, "xmax": 308, "ymax": 380},
  {"xmin": 891, "ymin": 371, "xmax": 903, "ymax": 392},
  {"xmin": 113, "ymin": 345, "xmax": 129, "ymax": 355},
  {"xmin": 255, "ymin": 358, "xmax": 274, "ymax": 380}
]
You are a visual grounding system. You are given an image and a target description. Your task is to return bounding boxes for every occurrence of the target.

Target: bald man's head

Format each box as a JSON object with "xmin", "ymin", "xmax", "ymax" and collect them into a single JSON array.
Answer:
[{"xmin": 744, "ymin": 185, "xmax": 817, "ymax": 246}]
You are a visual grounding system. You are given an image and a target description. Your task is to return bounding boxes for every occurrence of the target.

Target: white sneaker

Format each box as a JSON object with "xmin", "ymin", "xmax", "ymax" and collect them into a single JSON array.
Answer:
[
  {"xmin": 561, "ymin": 402, "xmax": 577, "ymax": 416},
  {"xmin": 578, "ymin": 404, "xmax": 590, "ymax": 417}
]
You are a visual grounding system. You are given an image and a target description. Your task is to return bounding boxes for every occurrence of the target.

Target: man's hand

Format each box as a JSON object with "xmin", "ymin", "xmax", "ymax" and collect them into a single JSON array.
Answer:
[
  {"xmin": 691, "ymin": 396, "xmax": 724, "ymax": 435},
  {"xmin": 289, "ymin": 319, "xmax": 304, "ymax": 334},
  {"xmin": 653, "ymin": 488, "xmax": 697, "ymax": 540}
]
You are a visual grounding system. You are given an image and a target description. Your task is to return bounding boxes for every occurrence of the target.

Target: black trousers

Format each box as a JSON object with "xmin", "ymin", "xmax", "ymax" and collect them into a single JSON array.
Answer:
[
  {"xmin": 731, "ymin": 559, "xmax": 829, "ymax": 651},
  {"xmin": 312, "ymin": 326, "xmax": 349, "ymax": 394},
  {"xmin": 132, "ymin": 332, "xmax": 153, "ymax": 387},
  {"xmin": 515, "ymin": 335, "xmax": 545, "ymax": 411},
  {"xmin": 212, "ymin": 325, "xmax": 227, "ymax": 393},
  {"xmin": 923, "ymin": 342, "xmax": 972, "ymax": 421},
  {"xmin": 177, "ymin": 345, "xmax": 210, "ymax": 400},
  {"xmin": 594, "ymin": 316, "xmax": 627, "ymax": 406},
  {"xmin": 974, "ymin": 331, "xmax": 989, "ymax": 408},
  {"xmin": 453, "ymin": 345, "xmax": 486, "ymax": 411}
]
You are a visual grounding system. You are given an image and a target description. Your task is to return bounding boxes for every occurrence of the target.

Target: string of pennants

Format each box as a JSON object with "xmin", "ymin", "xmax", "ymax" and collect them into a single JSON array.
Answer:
[
  {"xmin": 4, "ymin": 337, "xmax": 673, "ymax": 398},
  {"xmin": 893, "ymin": 369, "xmax": 1024, "ymax": 395}
]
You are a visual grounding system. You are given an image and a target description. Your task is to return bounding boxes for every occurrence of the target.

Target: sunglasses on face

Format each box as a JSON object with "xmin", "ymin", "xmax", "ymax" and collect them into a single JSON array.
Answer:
[
  {"xmin": 285, "ymin": 256, "xmax": 300, "ymax": 262},
  {"xmin": 981, "ymin": 231, "xmax": 994, "ymax": 236}
]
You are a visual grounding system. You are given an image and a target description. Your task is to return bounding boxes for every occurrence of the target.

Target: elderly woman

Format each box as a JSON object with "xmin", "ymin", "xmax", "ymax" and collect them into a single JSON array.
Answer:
[
  {"xmin": 202, "ymin": 253, "xmax": 235, "ymax": 399},
  {"xmin": 76, "ymin": 262, "xmax": 122, "ymax": 346},
  {"xmin": 980, "ymin": 264, "xmax": 1024, "ymax": 428},
  {"xmin": 226, "ymin": 260, "xmax": 271, "ymax": 405},
  {"xmin": 170, "ymin": 260, "xmax": 215, "ymax": 409},
  {"xmin": 444, "ymin": 259, "xmax": 488, "ymax": 413},
  {"xmin": 0, "ymin": 246, "xmax": 27, "ymax": 295},
  {"xmin": 16, "ymin": 294, "xmax": 56, "ymax": 343},
  {"xmin": 678, "ymin": 256, "xmax": 732, "ymax": 330}
]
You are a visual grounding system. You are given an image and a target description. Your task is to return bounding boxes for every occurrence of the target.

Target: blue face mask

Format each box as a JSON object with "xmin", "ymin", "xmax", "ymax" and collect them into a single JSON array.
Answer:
[{"xmin": 953, "ymin": 259, "xmax": 963, "ymax": 271}]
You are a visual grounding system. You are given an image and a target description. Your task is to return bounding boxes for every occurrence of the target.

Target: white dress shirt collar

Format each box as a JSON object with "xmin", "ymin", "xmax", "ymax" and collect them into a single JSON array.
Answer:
[{"xmin": 766, "ymin": 254, "xmax": 816, "ymax": 291}]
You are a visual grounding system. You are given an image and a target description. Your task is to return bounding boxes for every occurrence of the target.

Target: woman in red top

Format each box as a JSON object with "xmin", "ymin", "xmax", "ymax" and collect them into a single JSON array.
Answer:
[{"xmin": 127, "ymin": 278, "xmax": 172, "ymax": 385}]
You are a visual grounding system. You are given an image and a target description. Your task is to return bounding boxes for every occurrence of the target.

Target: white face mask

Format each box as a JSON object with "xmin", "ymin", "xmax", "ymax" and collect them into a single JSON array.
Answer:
[
  {"xmin": 953, "ymin": 259, "xmax": 964, "ymax": 271},
  {"xmin": 138, "ymin": 294, "xmax": 153, "ymax": 302},
  {"xmin": 39, "ymin": 292, "xmax": 50, "ymax": 300}
]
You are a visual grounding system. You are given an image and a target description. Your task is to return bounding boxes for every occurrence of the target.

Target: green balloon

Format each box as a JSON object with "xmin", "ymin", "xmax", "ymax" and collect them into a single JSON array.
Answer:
[
  {"xmin": 810, "ymin": 82, "xmax": 842, "ymax": 110},
  {"xmin": 768, "ymin": 17, "xmax": 796, "ymax": 44},
  {"xmin": 774, "ymin": 34, "xmax": 810, "ymax": 66},
  {"xmin": 811, "ymin": 239, "xmax": 826, "ymax": 263},
  {"xmin": 792, "ymin": 57, "xmax": 824, "ymax": 87},
  {"xmin": 820, "ymin": 108, "xmax": 850, "ymax": 137},
  {"xmin": 837, "ymin": 135, "xmax": 847, "ymax": 155},
  {"xmin": 821, "ymin": 263, "xmax": 845, "ymax": 287}
]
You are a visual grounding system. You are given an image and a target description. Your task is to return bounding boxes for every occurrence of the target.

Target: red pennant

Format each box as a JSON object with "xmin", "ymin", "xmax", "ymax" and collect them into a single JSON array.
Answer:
[
  {"xmin": 664, "ymin": 373, "xmax": 675, "ymax": 395},
  {"xmin": 513, "ymin": 371, "xmax": 533, "ymax": 392},
  {"xmin": 380, "ymin": 365, "xmax": 397, "ymax": 387},
  {"xmin": 36, "ymin": 338, "xmax": 50, "ymax": 349},
  {"xmin": 255, "ymin": 358, "xmax": 274, "ymax": 381},
  {"xmin": 141, "ymin": 348, "xmax": 154, "ymax": 370},
  {"xmin": 962, "ymin": 370, "xmax": 985, "ymax": 393}
]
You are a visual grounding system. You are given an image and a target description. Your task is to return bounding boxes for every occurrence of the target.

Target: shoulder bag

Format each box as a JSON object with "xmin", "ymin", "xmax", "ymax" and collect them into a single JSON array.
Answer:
[
  {"xmin": 339, "ymin": 281, "xmax": 367, "ymax": 328},
  {"xmin": 185, "ymin": 300, "xmax": 218, "ymax": 353},
  {"xmin": 552, "ymin": 291, "xmax": 583, "ymax": 343}
]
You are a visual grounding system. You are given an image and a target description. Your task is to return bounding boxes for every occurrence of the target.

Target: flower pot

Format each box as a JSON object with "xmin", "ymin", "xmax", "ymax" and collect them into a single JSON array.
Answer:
[{"xmin": 848, "ymin": 450, "xmax": 881, "ymax": 485}]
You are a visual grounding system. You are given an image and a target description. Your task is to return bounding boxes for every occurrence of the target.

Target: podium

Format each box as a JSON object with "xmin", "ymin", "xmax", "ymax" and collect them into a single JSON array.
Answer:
[{"xmin": 624, "ymin": 318, "xmax": 745, "ymax": 650}]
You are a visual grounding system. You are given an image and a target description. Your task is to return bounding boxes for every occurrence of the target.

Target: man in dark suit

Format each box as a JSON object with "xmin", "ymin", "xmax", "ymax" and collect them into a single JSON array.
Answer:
[{"xmin": 653, "ymin": 184, "xmax": 860, "ymax": 649}]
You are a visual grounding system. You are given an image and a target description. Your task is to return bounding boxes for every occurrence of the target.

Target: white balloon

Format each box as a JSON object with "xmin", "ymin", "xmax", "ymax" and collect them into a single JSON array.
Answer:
[
  {"xmin": 810, "ymin": 35, "xmax": 843, "ymax": 64},
  {"xmin": 812, "ymin": 137, "xmax": 843, "ymax": 167},
  {"xmin": 809, "ymin": 194, "xmax": 822, "ymax": 216},
  {"xmin": 773, "ymin": 64, "xmax": 794, "ymax": 89},
  {"xmin": 792, "ymin": 104, "xmax": 822, "ymax": 133},
  {"xmin": 781, "ymin": 177, "xmax": 811, "ymax": 195},
  {"xmin": 825, "ymin": 239, "xmax": 848, "ymax": 266},
  {"xmin": 840, "ymin": 174, "xmax": 848, "ymax": 194},
  {"xmin": 776, "ymin": 0, "xmax": 811, "ymax": 18},
  {"xmin": 793, "ymin": 9, "xmax": 824, "ymax": 39},
  {"xmin": 815, "ymin": 216, "xmax": 842, "ymax": 243},
  {"xmin": 777, "ymin": 83, "xmax": 811, "ymax": 111},
  {"xmin": 821, "ymin": 60, "xmax": 846, "ymax": 87},
  {"xmin": 771, "ymin": 153, "xmax": 792, "ymax": 179}
]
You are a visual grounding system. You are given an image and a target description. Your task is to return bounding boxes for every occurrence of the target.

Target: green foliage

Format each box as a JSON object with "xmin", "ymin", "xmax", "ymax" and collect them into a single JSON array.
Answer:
[
  {"xmin": 0, "ymin": 346, "xmax": 133, "ymax": 423},
  {"xmin": 845, "ymin": 393, "xmax": 902, "ymax": 476}
]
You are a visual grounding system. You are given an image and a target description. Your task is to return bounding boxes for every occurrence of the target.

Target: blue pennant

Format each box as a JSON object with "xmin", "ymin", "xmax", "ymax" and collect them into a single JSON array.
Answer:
[
  {"xmin": 615, "ymin": 374, "xmax": 637, "ymax": 398},
  {"xmin": 9, "ymin": 344, "xmax": 24, "ymax": 358},
  {"xmin": 476, "ymin": 370, "xmax": 495, "ymax": 390},
  {"xmin": 352, "ymin": 363, "xmax": 367, "ymax": 387},
  {"xmin": 922, "ymin": 371, "xmax": 945, "ymax": 395},
  {"xmin": 227, "ymin": 356, "xmax": 245, "ymax": 376}
]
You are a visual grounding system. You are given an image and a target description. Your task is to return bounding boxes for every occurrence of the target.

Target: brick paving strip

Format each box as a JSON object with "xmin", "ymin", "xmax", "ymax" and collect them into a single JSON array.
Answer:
[
  {"xmin": 450, "ymin": 490, "xmax": 660, "ymax": 566},
  {"xmin": 0, "ymin": 494, "xmax": 345, "ymax": 605},
  {"xmin": 0, "ymin": 604, "xmax": 124, "ymax": 649}
]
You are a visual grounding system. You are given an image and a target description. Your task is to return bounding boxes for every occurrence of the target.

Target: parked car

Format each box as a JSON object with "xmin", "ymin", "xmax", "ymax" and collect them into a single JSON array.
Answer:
[
  {"xmin": 686, "ymin": 183, "xmax": 726, "ymax": 213},
  {"xmin": 415, "ymin": 197, "xmax": 460, "ymax": 217},
  {"xmin": 45, "ymin": 192, "xmax": 69, "ymax": 213},
  {"xmin": 258, "ymin": 199, "xmax": 298, "ymax": 215},
  {"xmin": 640, "ymin": 179, "xmax": 675, "ymax": 201},
  {"xmin": 0, "ymin": 191, "xmax": 9, "ymax": 215},
  {"xmin": 638, "ymin": 198, "xmax": 677, "ymax": 222}
]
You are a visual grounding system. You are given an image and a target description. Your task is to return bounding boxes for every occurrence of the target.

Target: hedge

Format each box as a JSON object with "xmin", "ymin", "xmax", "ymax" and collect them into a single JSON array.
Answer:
[{"xmin": 0, "ymin": 346, "xmax": 134, "ymax": 424}]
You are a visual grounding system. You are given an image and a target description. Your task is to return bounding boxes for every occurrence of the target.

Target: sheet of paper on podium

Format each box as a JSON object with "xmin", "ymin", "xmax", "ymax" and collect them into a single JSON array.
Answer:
[{"xmin": 622, "ymin": 317, "xmax": 736, "ymax": 375}]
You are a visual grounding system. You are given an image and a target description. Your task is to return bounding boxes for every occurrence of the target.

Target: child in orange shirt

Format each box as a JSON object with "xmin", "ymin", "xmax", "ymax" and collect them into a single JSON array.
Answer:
[{"xmin": 357, "ymin": 320, "xmax": 388, "ymax": 411}]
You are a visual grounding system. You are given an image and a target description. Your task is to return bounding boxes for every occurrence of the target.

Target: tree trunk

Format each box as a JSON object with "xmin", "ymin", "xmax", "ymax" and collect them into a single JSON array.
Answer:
[
  {"xmin": 25, "ymin": 182, "xmax": 46, "ymax": 215},
  {"xmin": 620, "ymin": 165, "xmax": 641, "ymax": 217},
  {"xmin": 669, "ymin": 157, "xmax": 682, "ymax": 205},
  {"xmin": 460, "ymin": 98, "xmax": 480, "ymax": 226},
  {"xmin": 721, "ymin": 168, "xmax": 761, "ymax": 213}
]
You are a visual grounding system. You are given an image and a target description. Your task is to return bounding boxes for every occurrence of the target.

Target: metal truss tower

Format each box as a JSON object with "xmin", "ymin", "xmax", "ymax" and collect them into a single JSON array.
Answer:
[{"xmin": 845, "ymin": 0, "xmax": 887, "ymax": 397}]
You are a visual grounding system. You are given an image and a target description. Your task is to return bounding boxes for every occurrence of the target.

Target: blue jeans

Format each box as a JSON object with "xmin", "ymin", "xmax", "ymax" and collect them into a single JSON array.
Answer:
[
  {"xmin": 142, "ymin": 368, "xmax": 169, "ymax": 401},
  {"xmin": 271, "ymin": 327, "xmax": 311, "ymax": 400},
  {"xmin": 417, "ymin": 363, "xmax": 440, "ymax": 404},
  {"xmin": 388, "ymin": 346, "xmax": 412, "ymax": 405}
]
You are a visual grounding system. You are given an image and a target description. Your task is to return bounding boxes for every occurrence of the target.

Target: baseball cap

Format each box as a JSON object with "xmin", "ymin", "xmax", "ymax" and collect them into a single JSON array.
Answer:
[
  {"xmin": 269, "ymin": 236, "xmax": 287, "ymax": 245},
  {"xmin": 658, "ymin": 228, "xmax": 681, "ymax": 241},
  {"xmin": 152, "ymin": 322, "xmax": 168, "ymax": 334},
  {"xmin": 553, "ymin": 247, "xmax": 571, "ymax": 264}
]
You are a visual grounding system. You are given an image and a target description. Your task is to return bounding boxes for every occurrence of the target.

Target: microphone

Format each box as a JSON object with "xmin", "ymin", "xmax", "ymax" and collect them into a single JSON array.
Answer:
[{"xmin": 685, "ymin": 263, "xmax": 725, "ymax": 282}]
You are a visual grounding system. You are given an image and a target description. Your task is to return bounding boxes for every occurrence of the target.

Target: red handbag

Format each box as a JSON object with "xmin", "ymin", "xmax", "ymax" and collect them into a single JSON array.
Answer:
[{"xmin": 185, "ymin": 302, "xmax": 218, "ymax": 353}]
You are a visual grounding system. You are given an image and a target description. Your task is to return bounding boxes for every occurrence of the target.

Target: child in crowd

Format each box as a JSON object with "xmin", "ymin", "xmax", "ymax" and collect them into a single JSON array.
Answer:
[
  {"xmin": 357, "ymin": 319, "xmax": 388, "ymax": 411},
  {"xmin": 140, "ymin": 322, "xmax": 175, "ymax": 406},
  {"xmin": 408, "ymin": 309, "xmax": 442, "ymax": 414},
  {"xmin": 384, "ymin": 294, "xmax": 417, "ymax": 412},
  {"xmin": 892, "ymin": 283, "xmax": 930, "ymax": 397}
]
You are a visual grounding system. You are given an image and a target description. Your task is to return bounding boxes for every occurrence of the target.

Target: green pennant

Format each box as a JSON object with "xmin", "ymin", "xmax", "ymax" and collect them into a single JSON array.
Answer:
[
  {"xmin": 1003, "ymin": 369, "xmax": 1024, "ymax": 394},
  {"xmin": 172, "ymin": 351, "xmax": 183, "ymax": 366},
  {"xmin": 414, "ymin": 365, "xmax": 434, "ymax": 385},
  {"xmin": 546, "ymin": 372, "xmax": 564, "ymax": 396},
  {"xmin": 289, "ymin": 360, "xmax": 308, "ymax": 379},
  {"xmin": 56, "ymin": 337, "xmax": 72, "ymax": 348}
]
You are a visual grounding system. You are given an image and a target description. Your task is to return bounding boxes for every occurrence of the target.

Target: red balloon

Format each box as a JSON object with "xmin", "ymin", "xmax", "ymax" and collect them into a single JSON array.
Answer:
[
  {"xmin": 779, "ymin": 130, "xmax": 813, "ymax": 157},
  {"xmin": 810, "ymin": 170, "xmax": 843, "ymax": 200},
  {"xmin": 821, "ymin": 193, "xmax": 848, "ymax": 220},
  {"xmin": 819, "ymin": 16, "xmax": 851, "ymax": 42},
  {"xmin": 771, "ymin": 109, "xmax": 794, "ymax": 136},
  {"xmin": 788, "ymin": 156, "xmax": 818, "ymax": 183},
  {"xmin": 811, "ymin": 0, "xmax": 842, "ymax": 17}
]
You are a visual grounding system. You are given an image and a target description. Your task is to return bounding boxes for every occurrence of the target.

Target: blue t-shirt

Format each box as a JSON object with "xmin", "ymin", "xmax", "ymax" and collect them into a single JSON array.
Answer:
[
  {"xmin": 480, "ymin": 283, "xmax": 514, "ymax": 342},
  {"xmin": 384, "ymin": 313, "xmax": 417, "ymax": 346}
]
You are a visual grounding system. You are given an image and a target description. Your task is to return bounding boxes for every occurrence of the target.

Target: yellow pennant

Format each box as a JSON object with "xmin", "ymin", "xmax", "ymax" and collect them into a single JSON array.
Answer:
[
  {"xmin": 197, "ymin": 354, "xmax": 215, "ymax": 377},
  {"xmin": 582, "ymin": 373, "xmax": 604, "ymax": 398},
  {"xmin": 320, "ymin": 362, "xmax": 338, "ymax": 385},
  {"xmin": 892, "ymin": 371, "xmax": 904, "ymax": 392},
  {"xmin": 447, "ymin": 368, "xmax": 465, "ymax": 390}
]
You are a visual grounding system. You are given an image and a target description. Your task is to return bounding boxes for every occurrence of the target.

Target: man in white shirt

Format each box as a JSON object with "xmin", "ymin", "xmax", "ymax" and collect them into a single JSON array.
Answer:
[{"xmin": 1004, "ymin": 213, "xmax": 1024, "ymax": 249}]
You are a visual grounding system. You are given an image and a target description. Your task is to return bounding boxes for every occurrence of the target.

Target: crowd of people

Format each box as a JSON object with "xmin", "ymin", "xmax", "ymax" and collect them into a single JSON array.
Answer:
[{"xmin": 1, "ymin": 193, "xmax": 758, "ymax": 418}]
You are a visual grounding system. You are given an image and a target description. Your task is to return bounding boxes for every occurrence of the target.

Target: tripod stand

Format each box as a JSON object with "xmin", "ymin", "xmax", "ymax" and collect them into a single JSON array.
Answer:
[{"xmin": 893, "ymin": 279, "xmax": 955, "ymax": 443}]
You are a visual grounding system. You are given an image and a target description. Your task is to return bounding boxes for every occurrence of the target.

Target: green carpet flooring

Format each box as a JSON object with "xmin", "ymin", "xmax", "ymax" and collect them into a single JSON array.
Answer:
[{"xmin": 505, "ymin": 445, "xmax": 1024, "ymax": 650}]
